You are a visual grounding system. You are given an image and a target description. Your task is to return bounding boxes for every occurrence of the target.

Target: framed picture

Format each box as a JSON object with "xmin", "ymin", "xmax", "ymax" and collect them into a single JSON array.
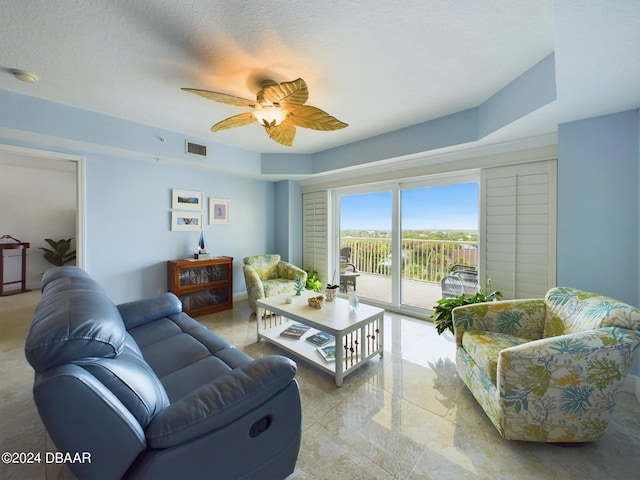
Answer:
[
  {"xmin": 171, "ymin": 211, "xmax": 202, "ymax": 231},
  {"xmin": 209, "ymin": 198, "xmax": 230, "ymax": 225},
  {"xmin": 172, "ymin": 189, "xmax": 203, "ymax": 210}
]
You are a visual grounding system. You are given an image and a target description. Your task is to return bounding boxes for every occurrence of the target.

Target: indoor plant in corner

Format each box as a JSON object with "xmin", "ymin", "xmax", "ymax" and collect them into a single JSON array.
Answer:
[
  {"xmin": 430, "ymin": 280, "xmax": 502, "ymax": 335},
  {"xmin": 39, "ymin": 238, "xmax": 76, "ymax": 267}
]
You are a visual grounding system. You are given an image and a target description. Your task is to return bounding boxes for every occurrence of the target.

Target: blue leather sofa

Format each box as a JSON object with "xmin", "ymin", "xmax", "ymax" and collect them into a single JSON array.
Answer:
[{"xmin": 24, "ymin": 266, "xmax": 302, "ymax": 479}]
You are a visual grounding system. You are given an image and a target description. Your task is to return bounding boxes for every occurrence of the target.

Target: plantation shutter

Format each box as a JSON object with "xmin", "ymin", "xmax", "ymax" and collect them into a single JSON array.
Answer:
[
  {"xmin": 302, "ymin": 191, "xmax": 329, "ymax": 285},
  {"xmin": 481, "ymin": 159, "xmax": 557, "ymax": 299}
]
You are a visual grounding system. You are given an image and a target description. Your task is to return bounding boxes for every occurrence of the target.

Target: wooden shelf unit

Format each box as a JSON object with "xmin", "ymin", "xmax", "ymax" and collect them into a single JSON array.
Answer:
[{"xmin": 167, "ymin": 256, "xmax": 233, "ymax": 316}]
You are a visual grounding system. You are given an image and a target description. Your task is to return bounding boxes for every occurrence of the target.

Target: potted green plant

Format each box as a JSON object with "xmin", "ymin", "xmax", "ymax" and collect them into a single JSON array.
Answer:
[
  {"xmin": 304, "ymin": 269, "xmax": 323, "ymax": 292},
  {"xmin": 39, "ymin": 238, "xmax": 76, "ymax": 266},
  {"xmin": 431, "ymin": 280, "xmax": 502, "ymax": 335}
]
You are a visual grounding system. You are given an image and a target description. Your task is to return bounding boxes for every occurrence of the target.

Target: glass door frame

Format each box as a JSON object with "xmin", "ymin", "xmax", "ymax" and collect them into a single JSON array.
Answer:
[{"xmin": 333, "ymin": 171, "xmax": 479, "ymax": 317}]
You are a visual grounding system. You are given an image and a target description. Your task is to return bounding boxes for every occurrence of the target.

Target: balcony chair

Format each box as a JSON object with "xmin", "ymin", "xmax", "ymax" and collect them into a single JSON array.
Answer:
[
  {"xmin": 440, "ymin": 264, "xmax": 478, "ymax": 298},
  {"xmin": 453, "ymin": 287, "xmax": 640, "ymax": 443},
  {"xmin": 242, "ymin": 254, "xmax": 307, "ymax": 312},
  {"xmin": 339, "ymin": 247, "xmax": 359, "ymax": 293}
]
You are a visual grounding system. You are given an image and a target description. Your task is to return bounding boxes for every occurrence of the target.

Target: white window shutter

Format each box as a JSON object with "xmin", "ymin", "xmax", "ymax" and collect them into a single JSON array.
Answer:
[
  {"xmin": 481, "ymin": 160, "xmax": 557, "ymax": 299},
  {"xmin": 302, "ymin": 191, "xmax": 329, "ymax": 285}
]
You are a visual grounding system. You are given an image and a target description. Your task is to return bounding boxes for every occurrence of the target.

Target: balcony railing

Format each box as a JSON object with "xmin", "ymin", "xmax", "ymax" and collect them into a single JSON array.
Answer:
[{"xmin": 341, "ymin": 237, "xmax": 478, "ymax": 282}]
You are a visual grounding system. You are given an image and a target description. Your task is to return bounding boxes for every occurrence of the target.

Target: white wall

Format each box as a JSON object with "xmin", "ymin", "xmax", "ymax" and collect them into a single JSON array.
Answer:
[{"xmin": 0, "ymin": 160, "xmax": 76, "ymax": 290}]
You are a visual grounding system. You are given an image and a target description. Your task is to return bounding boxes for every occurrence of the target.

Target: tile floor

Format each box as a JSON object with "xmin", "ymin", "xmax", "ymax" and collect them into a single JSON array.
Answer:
[{"xmin": 1, "ymin": 290, "xmax": 639, "ymax": 479}]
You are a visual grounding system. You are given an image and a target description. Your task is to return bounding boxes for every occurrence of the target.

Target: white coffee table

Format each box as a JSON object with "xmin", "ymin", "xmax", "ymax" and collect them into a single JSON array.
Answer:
[{"xmin": 256, "ymin": 290, "xmax": 384, "ymax": 387}]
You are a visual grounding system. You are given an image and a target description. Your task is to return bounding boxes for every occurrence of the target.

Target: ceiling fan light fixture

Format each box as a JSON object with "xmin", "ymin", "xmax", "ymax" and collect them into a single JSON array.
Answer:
[
  {"xmin": 252, "ymin": 104, "xmax": 287, "ymax": 126},
  {"xmin": 182, "ymin": 78, "xmax": 348, "ymax": 147}
]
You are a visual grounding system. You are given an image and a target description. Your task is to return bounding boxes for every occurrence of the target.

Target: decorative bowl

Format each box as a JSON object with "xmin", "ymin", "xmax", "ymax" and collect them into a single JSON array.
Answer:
[{"xmin": 308, "ymin": 295, "xmax": 325, "ymax": 309}]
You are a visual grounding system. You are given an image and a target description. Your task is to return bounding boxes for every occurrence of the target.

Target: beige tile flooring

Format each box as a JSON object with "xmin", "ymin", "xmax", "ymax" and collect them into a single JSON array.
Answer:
[{"xmin": 1, "ymin": 290, "xmax": 640, "ymax": 479}]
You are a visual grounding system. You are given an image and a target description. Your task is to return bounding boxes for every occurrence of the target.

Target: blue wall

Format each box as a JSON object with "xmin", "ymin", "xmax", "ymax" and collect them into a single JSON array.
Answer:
[
  {"xmin": 85, "ymin": 154, "xmax": 275, "ymax": 302},
  {"xmin": 0, "ymin": 89, "xmax": 277, "ymax": 304},
  {"xmin": 557, "ymin": 109, "xmax": 640, "ymax": 305}
]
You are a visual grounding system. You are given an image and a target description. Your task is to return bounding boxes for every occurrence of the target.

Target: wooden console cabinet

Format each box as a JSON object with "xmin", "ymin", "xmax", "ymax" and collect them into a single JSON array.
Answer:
[{"xmin": 167, "ymin": 256, "xmax": 233, "ymax": 316}]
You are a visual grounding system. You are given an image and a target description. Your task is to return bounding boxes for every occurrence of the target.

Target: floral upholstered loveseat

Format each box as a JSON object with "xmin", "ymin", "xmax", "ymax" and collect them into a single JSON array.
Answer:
[
  {"xmin": 242, "ymin": 254, "xmax": 307, "ymax": 312},
  {"xmin": 453, "ymin": 287, "xmax": 640, "ymax": 443}
]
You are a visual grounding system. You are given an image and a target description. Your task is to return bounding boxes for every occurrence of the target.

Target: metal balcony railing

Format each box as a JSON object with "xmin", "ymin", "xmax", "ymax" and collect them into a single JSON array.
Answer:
[{"xmin": 340, "ymin": 237, "xmax": 478, "ymax": 283}]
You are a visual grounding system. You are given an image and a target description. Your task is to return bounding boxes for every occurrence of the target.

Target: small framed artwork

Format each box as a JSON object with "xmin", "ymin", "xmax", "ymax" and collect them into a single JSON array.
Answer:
[
  {"xmin": 172, "ymin": 189, "xmax": 203, "ymax": 210},
  {"xmin": 171, "ymin": 211, "xmax": 202, "ymax": 231},
  {"xmin": 209, "ymin": 198, "xmax": 230, "ymax": 225}
]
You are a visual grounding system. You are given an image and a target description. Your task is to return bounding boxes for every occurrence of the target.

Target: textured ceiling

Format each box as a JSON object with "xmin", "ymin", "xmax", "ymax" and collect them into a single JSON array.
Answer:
[{"xmin": 0, "ymin": 1, "xmax": 638, "ymax": 155}]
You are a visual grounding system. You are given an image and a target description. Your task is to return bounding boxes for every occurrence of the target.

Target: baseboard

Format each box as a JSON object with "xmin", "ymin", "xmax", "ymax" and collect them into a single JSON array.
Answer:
[
  {"xmin": 623, "ymin": 373, "xmax": 640, "ymax": 404},
  {"xmin": 233, "ymin": 291, "xmax": 248, "ymax": 303}
]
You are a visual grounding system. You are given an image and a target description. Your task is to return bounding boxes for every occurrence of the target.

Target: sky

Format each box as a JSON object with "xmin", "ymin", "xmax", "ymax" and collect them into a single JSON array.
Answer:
[{"xmin": 340, "ymin": 182, "xmax": 479, "ymax": 230}]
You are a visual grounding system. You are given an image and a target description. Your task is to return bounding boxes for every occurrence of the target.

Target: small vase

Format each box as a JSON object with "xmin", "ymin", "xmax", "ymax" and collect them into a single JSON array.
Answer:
[
  {"xmin": 325, "ymin": 285, "xmax": 338, "ymax": 301},
  {"xmin": 348, "ymin": 287, "xmax": 359, "ymax": 311}
]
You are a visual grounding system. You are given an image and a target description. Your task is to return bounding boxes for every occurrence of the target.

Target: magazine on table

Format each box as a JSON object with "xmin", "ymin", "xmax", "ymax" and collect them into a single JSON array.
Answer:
[
  {"xmin": 306, "ymin": 331, "xmax": 334, "ymax": 346},
  {"xmin": 317, "ymin": 343, "xmax": 335, "ymax": 362},
  {"xmin": 280, "ymin": 323, "xmax": 311, "ymax": 339}
]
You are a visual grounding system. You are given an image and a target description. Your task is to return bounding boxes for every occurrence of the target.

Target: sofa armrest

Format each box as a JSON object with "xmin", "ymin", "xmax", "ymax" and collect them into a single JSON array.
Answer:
[
  {"xmin": 498, "ymin": 327, "xmax": 640, "ymax": 411},
  {"xmin": 453, "ymin": 298, "xmax": 546, "ymax": 347},
  {"xmin": 277, "ymin": 261, "xmax": 307, "ymax": 281},
  {"xmin": 117, "ymin": 293, "xmax": 183, "ymax": 330},
  {"xmin": 145, "ymin": 355, "xmax": 297, "ymax": 449}
]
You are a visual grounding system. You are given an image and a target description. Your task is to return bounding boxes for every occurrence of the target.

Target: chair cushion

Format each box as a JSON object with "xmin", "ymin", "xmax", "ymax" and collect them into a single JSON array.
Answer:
[
  {"xmin": 462, "ymin": 330, "xmax": 530, "ymax": 384},
  {"xmin": 544, "ymin": 287, "xmax": 640, "ymax": 337},
  {"xmin": 263, "ymin": 278, "xmax": 297, "ymax": 298},
  {"xmin": 243, "ymin": 254, "xmax": 281, "ymax": 280}
]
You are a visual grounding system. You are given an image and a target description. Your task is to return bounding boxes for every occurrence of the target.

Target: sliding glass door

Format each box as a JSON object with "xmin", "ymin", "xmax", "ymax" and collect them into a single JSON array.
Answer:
[
  {"xmin": 338, "ymin": 189, "xmax": 393, "ymax": 304},
  {"xmin": 336, "ymin": 176, "xmax": 478, "ymax": 314},
  {"xmin": 400, "ymin": 183, "xmax": 479, "ymax": 310}
]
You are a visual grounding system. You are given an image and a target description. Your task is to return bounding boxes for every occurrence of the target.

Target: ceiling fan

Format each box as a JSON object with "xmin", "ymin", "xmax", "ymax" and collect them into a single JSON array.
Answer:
[{"xmin": 182, "ymin": 78, "xmax": 348, "ymax": 147}]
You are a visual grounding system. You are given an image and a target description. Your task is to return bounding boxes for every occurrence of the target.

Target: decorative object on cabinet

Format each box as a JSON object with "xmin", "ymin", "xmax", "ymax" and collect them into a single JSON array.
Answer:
[
  {"xmin": 209, "ymin": 198, "xmax": 230, "ymax": 225},
  {"xmin": 168, "ymin": 256, "xmax": 233, "ymax": 316},
  {"xmin": 194, "ymin": 231, "xmax": 210, "ymax": 260},
  {"xmin": 171, "ymin": 189, "xmax": 203, "ymax": 210},
  {"xmin": 0, "ymin": 234, "xmax": 30, "ymax": 296},
  {"xmin": 171, "ymin": 211, "xmax": 202, "ymax": 231}
]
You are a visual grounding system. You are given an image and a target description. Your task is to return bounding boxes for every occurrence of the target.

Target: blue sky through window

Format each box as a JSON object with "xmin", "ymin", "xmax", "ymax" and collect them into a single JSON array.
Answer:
[{"xmin": 340, "ymin": 183, "xmax": 479, "ymax": 230}]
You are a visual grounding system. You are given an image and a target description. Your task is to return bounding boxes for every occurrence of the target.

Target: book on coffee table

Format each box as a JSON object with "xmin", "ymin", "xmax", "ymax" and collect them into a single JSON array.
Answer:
[
  {"xmin": 306, "ymin": 331, "xmax": 334, "ymax": 346},
  {"xmin": 280, "ymin": 323, "xmax": 311, "ymax": 339},
  {"xmin": 317, "ymin": 344, "xmax": 336, "ymax": 362}
]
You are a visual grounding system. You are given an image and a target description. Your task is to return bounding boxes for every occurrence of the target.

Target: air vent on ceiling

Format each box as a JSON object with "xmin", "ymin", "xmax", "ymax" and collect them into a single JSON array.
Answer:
[{"xmin": 186, "ymin": 140, "xmax": 207, "ymax": 157}]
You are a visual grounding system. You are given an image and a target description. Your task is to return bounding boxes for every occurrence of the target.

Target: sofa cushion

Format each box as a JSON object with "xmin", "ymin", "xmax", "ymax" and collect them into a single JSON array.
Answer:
[
  {"xmin": 462, "ymin": 330, "xmax": 529, "ymax": 385},
  {"xmin": 25, "ymin": 289, "xmax": 126, "ymax": 373},
  {"xmin": 42, "ymin": 275, "xmax": 106, "ymax": 296},
  {"xmin": 77, "ymin": 351, "xmax": 170, "ymax": 427},
  {"xmin": 40, "ymin": 265, "xmax": 93, "ymax": 291},
  {"xmin": 544, "ymin": 287, "xmax": 640, "ymax": 337}
]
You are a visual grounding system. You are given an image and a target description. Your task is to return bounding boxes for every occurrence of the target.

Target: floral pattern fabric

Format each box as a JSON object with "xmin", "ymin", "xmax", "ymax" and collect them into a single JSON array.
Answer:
[
  {"xmin": 242, "ymin": 254, "xmax": 307, "ymax": 312},
  {"xmin": 453, "ymin": 288, "xmax": 640, "ymax": 442}
]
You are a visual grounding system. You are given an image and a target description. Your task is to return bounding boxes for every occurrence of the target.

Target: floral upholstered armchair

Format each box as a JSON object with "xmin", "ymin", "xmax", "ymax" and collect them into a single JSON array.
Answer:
[
  {"xmin": 453, "ymin": 287, "xmax": 640, "ymax": 443},
  {"xmin": 242, "ymin": 254, "xmax": 307, "ymax": 312}
]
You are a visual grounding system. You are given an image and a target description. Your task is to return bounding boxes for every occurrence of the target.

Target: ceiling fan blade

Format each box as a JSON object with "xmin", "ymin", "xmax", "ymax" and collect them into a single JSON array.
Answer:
[
  {"xmin": 182, "ymin": 88, "xmax": 257, "ymax": 107},
  {"xmin": 259, "ymin": 78, "xmax": 308, "ymax": 107},
  {"xmin": 211, "ymin": 112, "xmax": 257, "ymax": 132},
  {"xmin": 264, "ymin": 121, "xmax": 297, "ymax": 147},
  {"xmin": 287, "ymin": 105, "xmax": 348, "ymax": 131}
]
